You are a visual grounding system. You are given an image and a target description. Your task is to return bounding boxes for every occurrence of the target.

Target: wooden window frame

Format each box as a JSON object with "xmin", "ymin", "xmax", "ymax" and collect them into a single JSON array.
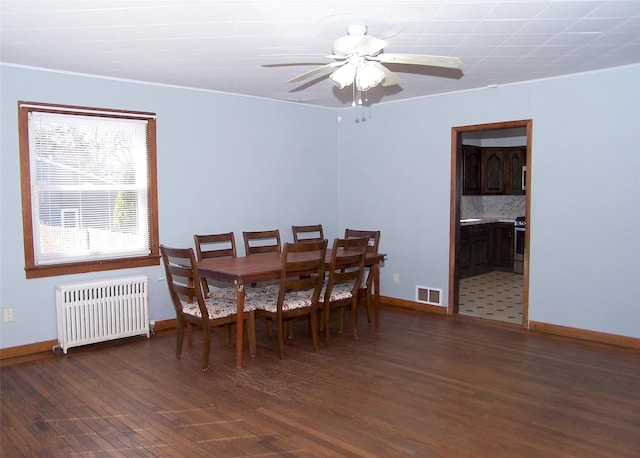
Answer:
[{"xmin": 18, "ymin": 101, "xmax": 160, "ymax": 279}]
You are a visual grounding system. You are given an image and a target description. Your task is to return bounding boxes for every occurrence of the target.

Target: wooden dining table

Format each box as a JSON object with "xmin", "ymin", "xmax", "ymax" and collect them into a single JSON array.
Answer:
[{"xmin": 197, "ymin": 249, "xmax": 385, "ymax": 368}]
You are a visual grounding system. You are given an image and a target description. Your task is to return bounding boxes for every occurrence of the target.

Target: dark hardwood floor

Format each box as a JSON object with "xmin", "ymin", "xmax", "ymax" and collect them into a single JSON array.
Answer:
[{"xmin": 2, "ymin": 308, "xmax": 639, "ymax": 457}]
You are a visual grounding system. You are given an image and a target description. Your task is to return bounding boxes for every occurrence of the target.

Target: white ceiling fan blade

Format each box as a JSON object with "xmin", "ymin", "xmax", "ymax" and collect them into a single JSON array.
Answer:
[
  {"xmin": 260, "ymin": 53, "xmax": 344, "ymax": 59},
  {"xmin": 352, "ymin": 36, "xmax": 389, "ymax": 56},
  {"xmin": 375, "ymin": 53, "xmax": 462, "ymax": 69},
  {"xmin": 287, "ymin": 61, "xmax": 346, "ymax": 83},
  {"xmin": 371, "ymin": 62, "xmax": 401, "ymax": 87}
]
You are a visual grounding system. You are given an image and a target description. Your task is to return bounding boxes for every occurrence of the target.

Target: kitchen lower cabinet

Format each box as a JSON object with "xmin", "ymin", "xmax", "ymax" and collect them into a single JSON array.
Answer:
[
  {"xmin": 459, "ymin": 225, "xmax": 490, "ymax": 278},
  {"xmin": 459, "ymin": 222, "xmax": 514, "ymax": 279},
  {"xmin": 490, "ymin": 223, "xmax": 514, "ymax": 270},
  {"xmin": 458, "ymin": 228, "xmax": 472, "ymax": 274}
]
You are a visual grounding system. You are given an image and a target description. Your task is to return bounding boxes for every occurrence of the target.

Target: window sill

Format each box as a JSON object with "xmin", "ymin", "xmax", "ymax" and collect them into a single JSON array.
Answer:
[{"xmin": 25, "ymin": 255, "xmax": 160, "ymax": 279}]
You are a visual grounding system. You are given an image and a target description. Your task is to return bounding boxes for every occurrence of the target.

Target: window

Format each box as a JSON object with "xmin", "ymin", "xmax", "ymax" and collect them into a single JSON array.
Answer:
[{"xmin": 18, "ymin": 101, "xmax": 159, "ymax": 278}]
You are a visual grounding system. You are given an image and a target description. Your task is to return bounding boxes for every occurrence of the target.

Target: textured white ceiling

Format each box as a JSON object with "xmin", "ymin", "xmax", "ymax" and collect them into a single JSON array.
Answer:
[{"xmin": 1, "ymin": 1, "xmax": 639, "ymax": 108}]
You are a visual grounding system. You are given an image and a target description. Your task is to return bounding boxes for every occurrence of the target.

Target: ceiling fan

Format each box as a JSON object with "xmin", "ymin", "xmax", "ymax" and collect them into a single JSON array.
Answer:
[{"xmin": 284, "ymin": 24, "xmax": 462, "ymax": 101}]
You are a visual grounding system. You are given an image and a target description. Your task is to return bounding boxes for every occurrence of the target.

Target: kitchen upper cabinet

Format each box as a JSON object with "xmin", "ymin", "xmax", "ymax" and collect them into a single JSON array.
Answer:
[
  {"xmin": 462, "ymin": 145, "xmax": 482, "ymax": 195},
  {"xmin": 506, "ymin": 147, "xmax": 526, "ymax": 195},
  {"xmin": 462, "ymin": 146, "xmax": 526, "ymax": 195},
  {"xmin": 482, "ymin": 149, "xmax": 506, "ymax": 194}
]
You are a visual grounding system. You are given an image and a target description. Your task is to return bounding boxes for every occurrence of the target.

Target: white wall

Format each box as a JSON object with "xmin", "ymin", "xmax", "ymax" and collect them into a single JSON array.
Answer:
[
  {"xmin": 1, "ymin": 63, "xmax": 639, "ymax": 351},
  {"xmin": 0, "ymin": 65, "xmax": 339, "ymax": 349},
  {"xmin": 338, "ymin": 65, "xmax": 640, "ymax": 338},
  {"xmin": 527, "ymin": 68, "xmax": 640, "ymax": 335}
]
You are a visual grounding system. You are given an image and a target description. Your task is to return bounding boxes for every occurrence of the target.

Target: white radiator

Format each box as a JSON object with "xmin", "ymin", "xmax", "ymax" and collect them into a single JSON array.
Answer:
[{"xmin": 56, "ymin": 275, "xmax": 150, "ymax": 354}]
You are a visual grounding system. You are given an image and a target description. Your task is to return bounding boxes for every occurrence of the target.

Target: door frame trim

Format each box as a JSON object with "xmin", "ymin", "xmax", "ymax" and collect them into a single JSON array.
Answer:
[{"xmin": 449, "ymin": 119, "xmax": 532, "ymax": 328}]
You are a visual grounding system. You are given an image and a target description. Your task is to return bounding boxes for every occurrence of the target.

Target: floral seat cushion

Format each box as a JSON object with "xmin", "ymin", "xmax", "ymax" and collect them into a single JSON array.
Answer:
[
  {"xmin": 206, "ymin": 286, "xmax": 236, "ymax": 299},
  {"xmin": 181, "ymin": 290, "xmax": 254, "ymax": 319},
  {"xmin": 246, "ymin": 281, "xmax": 281, "ymax": 296},
  {"xmin": 319, "ymin": 281, "xmax": 355, "ymax": 303},
  {"xmin": 250, "ymin": 280, "xmax": 281, "ymax": 297},
  {"xmin": 208, "ymin": 284, "xmax": 279, "ymax": 300},
  {"xmin": 246, "ymin": 289, "xmax": 315, "ymax": 313}
]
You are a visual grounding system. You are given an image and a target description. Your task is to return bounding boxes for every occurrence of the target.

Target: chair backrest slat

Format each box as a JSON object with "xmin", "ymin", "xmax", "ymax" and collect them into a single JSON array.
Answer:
[
  {"xmin": 194, "ymin": 232, "xmax": 237, "ymax": 260},
  {"xmin": 280, "ymin": 239, "xmax": 327, "ymax": 298},
  {"xmin": 344, "ymin": 228, "xmax": 380, "ymax": 254},
  {"xmin": 292, "ymin": 224, "xmax": 324, "ymax": 243},
  {"xmin": 243, "ymin": 229, "xmax": 281, "ymax": 256}
]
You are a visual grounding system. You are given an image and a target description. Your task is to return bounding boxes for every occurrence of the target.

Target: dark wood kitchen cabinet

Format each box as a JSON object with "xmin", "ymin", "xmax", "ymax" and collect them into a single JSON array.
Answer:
[
  {"xmin": 506, "ymin": 147, "xmax": 526, "ymax": 195},
  {"xmin": 459, "ymin": 224, "xmax": 490, "ymax": 278},
  {"xmin": 462, "ymin": 145, "xmax": 482, "ymax": 195},
  {"xmin": 459, "ymin": 222, "xmax": 514, "ymax": 278},
  {"xmin": 482, "ymin": 148, "xmax": 506, "ymax": 194},
  {"xmin": 462, "ymin": 146, "xmax": 526, "ymax": 195},
  {"xmin": 490, "ymin": 223, "xmax": 514, "ymax": 270}
]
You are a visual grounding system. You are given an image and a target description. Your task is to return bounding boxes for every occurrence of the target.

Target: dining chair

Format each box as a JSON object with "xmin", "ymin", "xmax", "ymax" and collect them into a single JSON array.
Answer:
[
  {"xmin": 193, "ymin": 232, "xmax": 239, "ymax": 346},
  {"xmin": 160, "ymin": 245, "xmax": 256, "ymax": 370},
  {"xmin": 242, "ymin": 229, "xmax": 281, "ymax": 255},
  {"xmin": 344, "ymin": 229, "xmax": 381, "ymax": 324},
  {"xmin": 193, "ymin": 232, "xmax": 237, "ymax": 297},
  {"xmin": 292, "ymin": 225, "xmax": 324, "ymax": 283},
  {"xmin": 242, "ymin": 229, "xmax": 283, "ymax": 337},
  {"xmin": 246, "ymin": 239, "xmax": 327, "ymax": 359},
  {"xmin": 318, "ymin": 237, "xmax": 368, "ymax": 343},
  {"xmin": 292, "ymin": 224, "xmax": 324, "ymax": 243}
]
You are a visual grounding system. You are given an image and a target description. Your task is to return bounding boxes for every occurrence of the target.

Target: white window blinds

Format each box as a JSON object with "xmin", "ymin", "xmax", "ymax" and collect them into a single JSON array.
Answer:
[{"xmin": 27, "ymin": 111, "xmax": 151, "ymax": 265}]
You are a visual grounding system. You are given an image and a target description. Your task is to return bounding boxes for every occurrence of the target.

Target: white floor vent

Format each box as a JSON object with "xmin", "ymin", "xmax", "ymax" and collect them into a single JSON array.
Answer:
[{"xmin": 416, "ymin": 286, "xmax": 443, "ymax": 306}]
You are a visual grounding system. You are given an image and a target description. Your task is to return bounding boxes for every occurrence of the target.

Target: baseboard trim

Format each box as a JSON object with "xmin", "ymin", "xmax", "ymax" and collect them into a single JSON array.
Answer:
[
  {"xmin": 3, "ymin": 311, "xmax": 637, "ymax": 361},
  {"xmin": 0, "ymin": 339, "xmax": 59, "ymax": 361},
  {"xmin": 384, "ymin": 297, "xmax": 640, "ymax": 349},
  {"xmin": 154, "ymin": 318, "xmax": 177, "ymax": 334},
  {"xmin": 529, "ymin": 320, "xmax": 640, "ymax": 350},
  {"xmin": 382, "ymin": 296, "xmax": 448, "ymax": 315},
  {"xmin": 0, "ymin": 318, "xmax": 178, "ymax": 362}
]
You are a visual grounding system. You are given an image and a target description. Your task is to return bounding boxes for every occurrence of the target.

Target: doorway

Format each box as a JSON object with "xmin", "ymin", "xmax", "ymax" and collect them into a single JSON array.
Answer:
[{"xmin": 448, "ymin": 120, "xmax": 531, "ymax": 328}]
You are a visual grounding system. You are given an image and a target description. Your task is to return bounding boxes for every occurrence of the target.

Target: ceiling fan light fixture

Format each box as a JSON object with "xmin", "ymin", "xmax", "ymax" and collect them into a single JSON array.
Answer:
[
  {"xmin": 329, "ymin": 62, "xmax": 357, "ymax": 89},
  {"xmin": 355, "ymin": 61, "xmax": 386, "ymax": 91}
]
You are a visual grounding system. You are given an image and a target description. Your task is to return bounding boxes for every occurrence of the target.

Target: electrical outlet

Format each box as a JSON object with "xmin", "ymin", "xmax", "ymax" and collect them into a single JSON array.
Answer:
[
  {"xmin": 393, "ymin": 273, "xmax": 400, "ymax": 283},
  {"xmin": 4, "ymin": 308, "xmax": 14, "ymax": 322}
]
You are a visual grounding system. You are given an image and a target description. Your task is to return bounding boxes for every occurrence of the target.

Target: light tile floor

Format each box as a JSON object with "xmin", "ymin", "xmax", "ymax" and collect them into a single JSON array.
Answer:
[{"xmin": 459, "ymin": 271, "xmax": 523, "ymax": 325}]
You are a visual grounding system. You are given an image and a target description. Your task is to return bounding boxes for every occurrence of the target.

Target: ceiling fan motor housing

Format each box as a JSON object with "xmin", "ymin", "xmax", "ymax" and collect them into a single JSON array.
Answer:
[
  {"xmin": 332, "ymin": 35, "xmax": 370, "ymax": 56},
  {"xmin": 347, "ymin": 24, "xmax": 368, "ymax": 36}
]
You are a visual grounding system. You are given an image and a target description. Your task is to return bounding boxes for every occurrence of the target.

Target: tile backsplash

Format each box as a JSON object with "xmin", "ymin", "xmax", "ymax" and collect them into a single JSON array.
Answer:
[{"xmin": 461, "ymin": 196, "xmax": 525, "ymax": 219}]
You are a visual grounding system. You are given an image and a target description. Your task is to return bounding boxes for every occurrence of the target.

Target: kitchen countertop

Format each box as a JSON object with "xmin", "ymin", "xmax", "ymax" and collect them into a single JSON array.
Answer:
[{"xmin": 460, "ymin": 218, "xmax": 516, "ymax": 226}]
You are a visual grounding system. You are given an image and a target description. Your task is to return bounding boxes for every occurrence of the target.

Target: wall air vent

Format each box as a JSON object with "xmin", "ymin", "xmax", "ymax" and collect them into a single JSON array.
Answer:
[{"xmin": 416, "ymin": 286, "xmax": 443, "ymax": 306}]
